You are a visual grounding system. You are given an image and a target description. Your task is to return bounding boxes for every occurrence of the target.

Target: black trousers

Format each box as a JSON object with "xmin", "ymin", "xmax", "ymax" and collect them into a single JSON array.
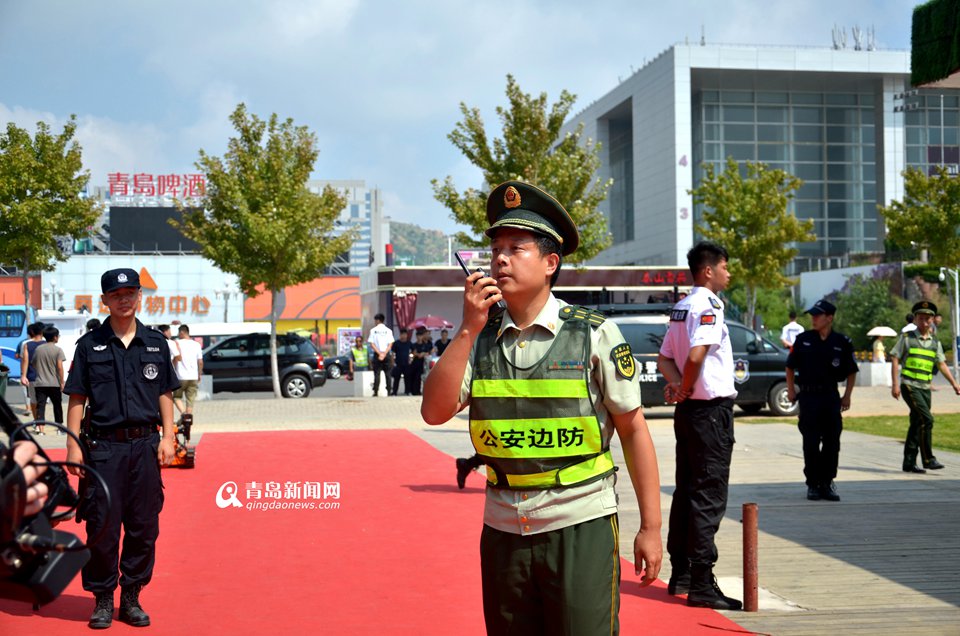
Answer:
[
  {"xmin": 667, "ymin": 398, "xmax": 734, "ymax": 569},
  {"xmin": 797, "ymin": 392, "xmax": 842, "ymax": 487},
  {"xmin": 371, "ymin": 356, "xmax": 392, "ymax": 395},
  {"xmin": 409, "ymin": 360, "xmax": 424, "ymax": 396},
  {"xmin": 34, "ymin": 386, "xmax": 63, "ymax": 424},
  {"xmin": 391, "ymin": 364, "xmax": 412, "ymax": 396},
  {"xmin": 80, "ymin": 433, "xmax": 164, "ymax": 594},
  {"xmin": 901, "ymin": 384, "xmax": 936, "ymax": 467}
]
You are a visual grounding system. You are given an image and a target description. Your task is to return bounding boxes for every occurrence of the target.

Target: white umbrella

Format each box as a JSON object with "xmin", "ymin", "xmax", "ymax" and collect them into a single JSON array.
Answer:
[{"xmin": 866, "ymin": 326, "xmax": 898, "ymax": 337}]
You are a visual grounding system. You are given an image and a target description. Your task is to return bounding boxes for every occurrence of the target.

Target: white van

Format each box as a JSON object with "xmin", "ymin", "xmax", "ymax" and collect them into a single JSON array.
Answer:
[{"xmin": 171, "ymin": 322, "xmax": 271, "ymax": 349}]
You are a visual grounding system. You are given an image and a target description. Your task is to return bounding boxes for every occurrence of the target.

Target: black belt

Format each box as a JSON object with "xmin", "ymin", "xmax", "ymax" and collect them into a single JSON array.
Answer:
[
  {"xmin": 90, "ymin": 425, "xmax": 157, "ymax": 442},
  {"xmin": 682, "ymin": 396, "xmax": 735, "ymax": 408}
]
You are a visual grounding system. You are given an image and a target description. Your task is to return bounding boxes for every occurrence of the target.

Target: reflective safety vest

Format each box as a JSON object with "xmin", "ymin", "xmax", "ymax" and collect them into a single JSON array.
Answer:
[
  {"xmin": 901, "ymin": 334, "xmax": 937, "ymax": 383},
  {"xmin": 469, "ymin": 307, "xmax": 614, "ymax": 490},
  {"xmin": 352, "ymin": 346, "xmax": 369, "ymax": 368}
]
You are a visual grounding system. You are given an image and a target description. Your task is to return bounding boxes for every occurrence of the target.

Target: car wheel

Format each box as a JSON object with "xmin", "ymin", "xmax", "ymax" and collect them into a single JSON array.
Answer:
[
  {"xmin": 739, "ymin": 403, "xmax": 764, "ymax": 414},
  {"xmin": 768, "ymin": 381, "xmax": 798, "ymax": 417},
  {"xmin": 281, "ymin": 373, "xmax": 311, "ymax": 398},
  {"xmin": 327, "ymin": 363, "xmax": 342, "ymax": 380}
]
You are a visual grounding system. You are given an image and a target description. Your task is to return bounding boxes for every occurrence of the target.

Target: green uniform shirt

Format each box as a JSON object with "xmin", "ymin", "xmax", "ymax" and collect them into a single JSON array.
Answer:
[
  {"xmin": 890, "ymin": 330, "xmax": 945, "ymax": 389},
  {"xmin": 459, "ymin": 294, "xmax": 643, "ymax": 536}
]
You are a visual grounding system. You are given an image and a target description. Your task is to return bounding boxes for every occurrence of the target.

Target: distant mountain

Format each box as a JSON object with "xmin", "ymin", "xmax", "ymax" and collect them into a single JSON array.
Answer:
[{"xmin": 390, "ymin": 221, "xmax": 451, "ymax": 266}]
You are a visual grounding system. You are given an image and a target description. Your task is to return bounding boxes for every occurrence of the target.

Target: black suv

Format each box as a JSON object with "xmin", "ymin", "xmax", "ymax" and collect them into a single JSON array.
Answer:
[
  {"xmin": 603, "ymin": 305, "xmax": 797, "ymax": 416},
  {"xmin": 203, "ymin": 333, "xmax": 326, "ymax": 398}
]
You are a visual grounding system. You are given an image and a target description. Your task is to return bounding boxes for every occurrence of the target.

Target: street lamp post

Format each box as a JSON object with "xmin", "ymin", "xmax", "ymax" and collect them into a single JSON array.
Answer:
[
  {"xmin": 939, "ymin": 267, "xmax": 960, "ymax": 379},
  {"xmin": 42, "ymin": 279, "xmax": 66, "ymax": 311},
  {"xmin": 215, "ymin": 283, "xmax": 241, "ymax": 322}
]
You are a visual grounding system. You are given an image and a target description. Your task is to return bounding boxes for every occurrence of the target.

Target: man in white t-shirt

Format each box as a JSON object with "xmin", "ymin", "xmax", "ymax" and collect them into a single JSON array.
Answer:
[
  {"xmin": 367, "ymin": 313, "xmax": 395, "ymax": 396},
  {"xmin": 173, "ymin": 324, "xmax": 203, "ymax": 415},
  {"xmin": 780, "ymin": 312, "xmax": 804, "ymax": 350}
]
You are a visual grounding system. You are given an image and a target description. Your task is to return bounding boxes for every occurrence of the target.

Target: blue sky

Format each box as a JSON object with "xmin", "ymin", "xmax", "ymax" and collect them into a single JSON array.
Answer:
[{"xmin": 0, "ymin": 0, "xmax": 916, "ymax": 234}]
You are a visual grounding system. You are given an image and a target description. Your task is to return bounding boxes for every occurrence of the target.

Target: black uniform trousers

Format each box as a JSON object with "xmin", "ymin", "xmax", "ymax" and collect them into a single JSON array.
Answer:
[
  {"xmin": 409, "ymin": 360, "xmax": 424, "ymax": 396},
  {"xmin": 901, "ymin": 384, "xmax": 936, "ymax": 468},
  {"xmin": 371, "ymin": 356, "xmax": 392, "ymax": 395},
  {"xmin": 391, "ymin": 363, "xmax": 412, "ymax": 396},
  {"xmin": 797, "ymin": 391, "xmax": 842, "ymax": 488},
  {"xmin": 667, "ymin": 397, "xmax": 734, "ymax": 569},
  {"xmin": 80, "ymin": 432, "xmax": 164, "ymax": 594}
]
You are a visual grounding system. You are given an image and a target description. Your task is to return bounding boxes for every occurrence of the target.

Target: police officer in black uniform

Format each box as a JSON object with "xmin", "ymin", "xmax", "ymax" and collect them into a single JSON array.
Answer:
[
  {"xmin": 785, "ymin": 299, "xmax": 859, "ymax": 502},
  {"xmin": 64, "ymin": 268, "xmax": 179, "ymax": 629}
]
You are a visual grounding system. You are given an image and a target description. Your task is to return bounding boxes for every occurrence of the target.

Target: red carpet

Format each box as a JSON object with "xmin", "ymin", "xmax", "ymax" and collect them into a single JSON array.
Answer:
[{"xmin": 0, "ymin": 431, "xmax": 746, "ymax": 634}]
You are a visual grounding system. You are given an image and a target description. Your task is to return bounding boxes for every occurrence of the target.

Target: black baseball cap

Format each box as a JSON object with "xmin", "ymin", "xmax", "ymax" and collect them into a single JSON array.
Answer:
[
  {"xmin": 101, "ymin": 268, "xmax": 141, "ymax": 294},
  {"xmin": 805, "ymin": 299, "xmax": 836, "ymax": 316}
]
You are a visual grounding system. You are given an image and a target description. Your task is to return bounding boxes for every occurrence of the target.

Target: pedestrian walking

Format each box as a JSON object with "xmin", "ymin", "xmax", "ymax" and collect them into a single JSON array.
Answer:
[
  {"xmin": 785, "ymin": 299, "xmax": 859, "ymax": 501},
  {"xmin": 889, "ymin": 300, "xmax": 960, "ymax": 473},
  {"xmin": 31, "ymin": 326, "xmax": 66, "ymax": 434}
]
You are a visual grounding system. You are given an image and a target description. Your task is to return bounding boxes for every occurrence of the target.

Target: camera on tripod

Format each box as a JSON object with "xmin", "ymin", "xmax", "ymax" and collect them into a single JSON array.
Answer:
[{"xmin": 0, "ymin": 396, "xmax": 93, "ymax": 606}]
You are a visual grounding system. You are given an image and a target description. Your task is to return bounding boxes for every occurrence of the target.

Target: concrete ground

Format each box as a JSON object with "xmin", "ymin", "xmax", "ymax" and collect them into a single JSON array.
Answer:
[{"xmin": 5, "ymin": 378, "xmax": 959, "ymax": 634}]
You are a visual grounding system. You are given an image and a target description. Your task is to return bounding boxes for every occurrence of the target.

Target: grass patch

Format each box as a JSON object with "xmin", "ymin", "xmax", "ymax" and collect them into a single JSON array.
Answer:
[
  {"xmin": 841, "ymin": 414, "xmax": 960, "ymax": 454},
  {"xmin": 739, "ymin": 413, "xmax": 960, "ymax": 453}
]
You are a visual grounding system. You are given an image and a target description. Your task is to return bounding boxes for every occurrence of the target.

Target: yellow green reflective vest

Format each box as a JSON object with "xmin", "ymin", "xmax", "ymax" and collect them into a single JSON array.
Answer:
[
  {"xmin": 901, "ymin": 333, "xmax": 937, "ymax": 383},
  {"xmin": 469, "ymin": 307, "xmax": 614, "ymax": 490},
  {"xmin": 352, "ymin": 346, "xmax": 369, "ymax": 368}
]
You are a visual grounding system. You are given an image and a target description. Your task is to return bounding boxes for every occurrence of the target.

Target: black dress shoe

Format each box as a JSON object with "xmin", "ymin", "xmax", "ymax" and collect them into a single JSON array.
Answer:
[
  {"xmin": 923, "ymin": 460, "xmax": 945, "ymax": 470},
  {"xmin": 903, "ymin": 465, "xmax": 927, "ymax": 474},
  {"xmin": 89, "ymin": 593, "xmax": 114, "ymax": 629},
  {"xmin": 806, "ymin": 486, "xmax": 821, "ymax": 501},
  {"xmin": 819, "ymin": 481, "xmax": 840, "ymax": 502},
  {"xmin": 455, "ymin": 458, "xmax": 472, "ymax": 490}
]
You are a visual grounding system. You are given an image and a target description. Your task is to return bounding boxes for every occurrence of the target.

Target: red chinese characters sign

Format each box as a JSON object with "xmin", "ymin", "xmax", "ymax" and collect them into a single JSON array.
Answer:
[
  {"xmin": 107, "ymin": 172, "xmax": 206, "ymax": 201},
  {"xmin": 638, "ymin": 270, "xmax": 690, "ymax": 286},
  {"xmin": 74, "ymin": 294, "xmax": 211, "ymax": 317}
]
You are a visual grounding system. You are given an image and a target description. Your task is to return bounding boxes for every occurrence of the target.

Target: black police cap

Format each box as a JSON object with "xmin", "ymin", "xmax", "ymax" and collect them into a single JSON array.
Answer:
[
  {"xmin": 484, "ymin": 181, "xmax": 579, "ymax": 256},
  {"xmin": 912, "ymin": 300, "xmax": 937, "ymax": 316},
  {"xmin": 101, "ymin": 268, "xmax": 141, "ymax": 294},
  {"xmin": 805, "ymin": 299, "xmax": 836, "ymax": 316}
]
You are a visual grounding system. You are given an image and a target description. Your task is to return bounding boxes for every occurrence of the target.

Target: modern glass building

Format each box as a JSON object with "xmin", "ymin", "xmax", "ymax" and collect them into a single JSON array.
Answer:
[
  {"xmin": 563, "ymin": 44, "xmax": 960, "ymax": 273},
  {"xmin": 307, "ymin": 179, "xmax": 389, "ymax": 274}
]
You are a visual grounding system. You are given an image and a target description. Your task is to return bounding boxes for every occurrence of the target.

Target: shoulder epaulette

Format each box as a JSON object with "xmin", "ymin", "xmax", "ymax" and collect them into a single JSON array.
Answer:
[{"xmin": 559, "ymin": 305, "xmax": 606, "ymax": 328}]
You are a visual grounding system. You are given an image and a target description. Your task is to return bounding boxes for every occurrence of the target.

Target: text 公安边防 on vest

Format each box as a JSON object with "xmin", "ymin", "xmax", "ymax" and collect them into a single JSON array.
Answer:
[{"xmin": 469, "ymin": 307, "xmax": 614, "ymax": 489}]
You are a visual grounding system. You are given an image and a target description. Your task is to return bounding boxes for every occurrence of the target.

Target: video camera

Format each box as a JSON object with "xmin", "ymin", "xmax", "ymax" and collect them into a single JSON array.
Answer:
[{"xmin": 0, "ymin": 396, "xmax": 98, "ymax": 606}]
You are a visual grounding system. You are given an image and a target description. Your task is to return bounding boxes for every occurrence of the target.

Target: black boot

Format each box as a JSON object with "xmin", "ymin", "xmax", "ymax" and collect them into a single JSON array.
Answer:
[
  {"xmin": 455, "ymin": 454, "xmax": 482, "ymax": 490},
  {"xmin": 119, "ymin": 584, "xmax": 150, "ymax": 627},
  {"xmin": 667, "ymin": 565, "xmax": 690, "ymax": 595},
  {"xmin": 89, "ymin": 592, "xmax": 114, "ymax": 629},
  {"xmin": 687, "ymin": 564, "xmax": 742, "ymax": 610}
]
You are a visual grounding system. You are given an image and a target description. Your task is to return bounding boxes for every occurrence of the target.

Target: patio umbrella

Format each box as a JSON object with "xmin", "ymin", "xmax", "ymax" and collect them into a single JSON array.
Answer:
[
  {"xmin": 409, "ymin": 315, "xmax": 454, "ymax": 331},
  {"xmin": 866, "ymin": 326, "xmax": 898, "ymax": 338}
]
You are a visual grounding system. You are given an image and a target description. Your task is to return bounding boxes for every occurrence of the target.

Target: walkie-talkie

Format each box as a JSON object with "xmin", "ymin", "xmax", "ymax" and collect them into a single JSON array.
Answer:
[{"xmin": 455, "ymin": 252, "xmax": 505, "ymax": 310}]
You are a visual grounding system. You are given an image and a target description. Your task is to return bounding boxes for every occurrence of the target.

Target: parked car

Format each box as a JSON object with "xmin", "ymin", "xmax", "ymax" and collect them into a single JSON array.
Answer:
[
  {"xmin": 325, "ymin": 354, "xmax": 352, "ymax": 379},
  {"xmin": 603, "ymin": 305, "xmax": 797, "ymax": 416},
  {"xmin": 203, "ymin": 332, "xmax": 326, "ymax": 398}
]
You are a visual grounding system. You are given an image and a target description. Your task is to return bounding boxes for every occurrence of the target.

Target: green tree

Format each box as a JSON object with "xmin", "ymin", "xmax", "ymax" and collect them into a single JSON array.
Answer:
[
  {"xmin": 175, "ymin": 104, "xmax": 356, "ymax": 398},
  {"xmin": 880, "ymin": 166, "xmax": 960, "ymax": 268},
  {"xmin": 431, "ymin": 74, "xmax": 611, "ymax": 264},
  {"xmin": 830, "ymin": 274, "xmax": 913, "ymax": 351},
  {"xmin": 0, "ymin": 116, "xmax": 101, "ymax": 314},
  {"xmin": 690, "ymin": 158, "xmax": 816, "ymax": 329}
]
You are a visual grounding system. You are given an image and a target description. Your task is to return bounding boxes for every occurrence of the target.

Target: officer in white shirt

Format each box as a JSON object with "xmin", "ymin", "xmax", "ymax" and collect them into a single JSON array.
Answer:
[
  {"xmin": 367, "ymin": 313, "xmax": 395, "ymax": 396},
  {"xmin": 657, "ymin": 241, "xmax": 741, "ymax": 611},
  {"xmin": 780, "ymin": 312, "xmax": 804, "ymax": 350}
]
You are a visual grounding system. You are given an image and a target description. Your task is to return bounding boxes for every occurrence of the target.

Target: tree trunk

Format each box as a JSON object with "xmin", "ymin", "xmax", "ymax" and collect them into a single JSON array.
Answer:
[
  {"xmin": 21, "ymin": 254, "xmax": 31, "ymax": 317},
  {"xmin": 270, "ymin": 289, "xmax": 282, "ymax": 398},
  {"xmin": 746, "ymin": 285, "xmax": 758, "ymax": 331}
]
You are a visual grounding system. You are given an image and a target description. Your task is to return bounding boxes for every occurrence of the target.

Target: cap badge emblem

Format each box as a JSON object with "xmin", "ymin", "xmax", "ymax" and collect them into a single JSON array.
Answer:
[
  {"xmin": 504, "ymin": 186, "xmax": 521, "ymax": 209},
  {"xmin": 118, "ymin": 273, "xmax": 128, "ymax": 283}
]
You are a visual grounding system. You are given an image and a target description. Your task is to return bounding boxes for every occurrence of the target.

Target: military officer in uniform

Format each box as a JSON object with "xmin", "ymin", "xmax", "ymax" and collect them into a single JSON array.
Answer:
[
  {"xmin": 64, "ymin": 268, "xmax": 179, "ymax": 629},
  {"xmin": 657, "ymin": 241, "xmax": 742, "ymax": 611},
  {"xmin": 890, "ymin": 300, "xmax": 960, "ymax": 473},
  {"xmin": 785, "ymin": 299, "xmax": 858, "ymax": 502},
  {"xmin": 422, "ymin": 181, "xmax": 662, "ymax": 635}
]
